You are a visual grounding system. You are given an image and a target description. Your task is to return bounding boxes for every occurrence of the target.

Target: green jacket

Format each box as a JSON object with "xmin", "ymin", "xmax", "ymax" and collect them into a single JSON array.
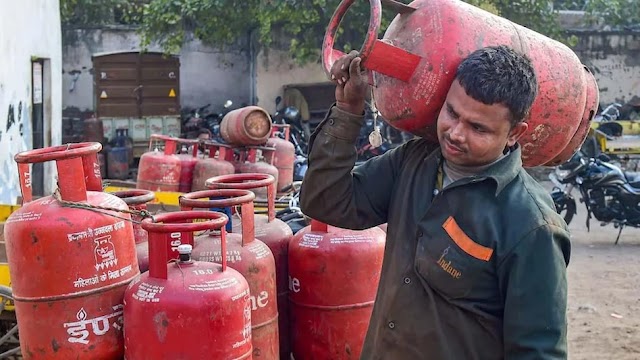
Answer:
[{"xmin": 299, "ymin": 105, "xmax": 571, "ymax": 360}]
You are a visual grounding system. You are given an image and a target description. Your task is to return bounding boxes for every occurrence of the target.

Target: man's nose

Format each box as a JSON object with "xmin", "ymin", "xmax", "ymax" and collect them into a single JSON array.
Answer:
[{"xmin": 449, "ymin": 122, "xmax": 465, "ymax": 142}]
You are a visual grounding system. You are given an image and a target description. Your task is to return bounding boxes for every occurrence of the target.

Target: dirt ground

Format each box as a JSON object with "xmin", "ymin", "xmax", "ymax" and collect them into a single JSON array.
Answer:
[{"xmin": 538, "ymin": 180, "xmax": 640, "ymax": 360}]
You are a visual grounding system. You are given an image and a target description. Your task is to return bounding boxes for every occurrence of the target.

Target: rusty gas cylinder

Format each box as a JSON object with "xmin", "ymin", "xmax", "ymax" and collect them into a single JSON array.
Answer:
[
  {"xmin": 82, "ymin": 114, "xmax": 104, "ymax": 144},
  {"xmin": 136, "ymin": 134, "xmax": 182, "ymax": 191},
  {"xmin": 123, "ymin": 211, "xmax": 253, "ymax": 359},
  {"xmin": 264, "ymin": 124, "xmax": 295, "ymax": 194},
  {"xmin": 176, "ymin": 138, "xmax": 201, "ymax": 193},
  {"xmin": 544, "ymin": 66, "xmax": 600, "ymax": 166},
  {"xmin": 180, "ymin": 189, "xmax": 279, "ymax": 359},
  {"xmin": 109, "ymin": 189, "xmax": 156, "ymax": 273},
  {"xmin": 289, "ymin": 220, "xmax": 386, "ymax": 359},
  {"xmin": 322, "ymin": 0, "xmax": 599, "ymax": 167},
  {"xmin": 206, "ymin": 173, "xmax": 294, "ymax": 360},
  {"xmin": 191, "ymin": 141, "xmax": 236, "ymax": 191},
  {"xmin": 236, "ymin": 146, "xmax": 279, "ymax": 201},
  {"xmin": 221, "ymin": 106, "xmax": 273, "ymax": 146},
  {"xmin": 4, "ymin": 142, "xmax": 140, "ymax": 359}
]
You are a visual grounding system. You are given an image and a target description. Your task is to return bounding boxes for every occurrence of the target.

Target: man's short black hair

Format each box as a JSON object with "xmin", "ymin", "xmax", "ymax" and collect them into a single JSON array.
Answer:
[{"xmin": 455, "ymin": 45, "xmax": 538, "ymax": 126}]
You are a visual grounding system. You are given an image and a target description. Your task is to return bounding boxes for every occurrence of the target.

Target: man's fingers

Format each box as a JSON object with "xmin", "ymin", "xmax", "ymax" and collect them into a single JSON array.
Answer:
[
  {"xmin": 349, "ymin": 57, "xmax": 362, "ymax": 80},
  {"xmin": 330, "ymin": 61, "xmax": 347, "ymax": 85},
  {"xmin": 330, "ymin": 51, "xmax": 360, "ymax": 84},
  {"xmin": 340, "ymin": 51, "xmax": 360, "ymax": 83}
]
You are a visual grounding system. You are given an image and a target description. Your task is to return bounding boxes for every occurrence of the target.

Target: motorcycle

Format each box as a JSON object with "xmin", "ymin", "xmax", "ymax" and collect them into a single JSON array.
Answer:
[
  {"xmin": 204, "ymin": 99, "xmax": 234, "ymax": 143},
  {"xmin": 550, "ymin": 151, "xmax": 640, "ymax": 244},
  {"xmin": 272, "ymin": 96, "xmax": 310, "ymax": 156},
  {"xmin": 181, "ymin": 103, "xmax": 211, "ymax": 139},
  {"xmin": 180, "ymin": 100, "xmax": 234, "ymax": 142},
  {"xmin": 271, "ymin": 97, "xmax": 311, "ymax": 181}
]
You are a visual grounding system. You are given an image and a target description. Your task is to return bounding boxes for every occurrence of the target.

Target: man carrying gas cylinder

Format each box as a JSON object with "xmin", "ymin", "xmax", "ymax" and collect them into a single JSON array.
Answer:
[{"xmin": 299, "ymin": 45, "xmax": 571, "ymax": 359}]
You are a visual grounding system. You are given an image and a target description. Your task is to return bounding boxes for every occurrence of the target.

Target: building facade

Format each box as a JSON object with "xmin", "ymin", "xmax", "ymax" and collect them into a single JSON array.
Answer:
[{"xmin": 0, "ymin": 1, "xmax": 63, "ymax": 205}]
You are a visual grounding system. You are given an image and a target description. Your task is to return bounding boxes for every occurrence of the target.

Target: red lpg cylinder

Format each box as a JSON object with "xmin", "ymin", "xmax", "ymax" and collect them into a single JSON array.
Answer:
[
  {"xmin": 545, "ymin": 68, "xmax": 601, "ymax": 166},
  {"xmin": 97, "ymin": 152, "xmax": 107, "ymax": 180},
  {"xmin": 176, "ymin": 138, "xmax": 201, "ymax": 193},
  {"xmin": 76, "ymin": 143, "xmax": 104, "ymax": 192},
  {"xmin": 191, "ymin": 141, "xmax": 236, "ymax": 191},
  {"xmin": 109, "ymin": 190, "xmax": 156, "ymax": 273},
  {"xmin": 236, "ymin": 146, "xmax": 279, "ymax": 201},
  {"xmin": 289, "ymin": 220, "xmax": 386, "ymax": 359},
  {"xmin": 136, "ymin": 134, "xmax": 182, "ymax": 191},
  {"xmin": 220, "ymin": 143, "xmax": 242, "ymax": 172},
  {"xmin": 264, "ymin": 124, "xmax": 295, "ymax": 194},
  {"xmin": 322, "ymin": 0, "xmax": 599, "ymax": 167},
  {"xmin": 123, "ymin": 211, "xmax": 253, "ymax": 359},
  {"xmin": 221, "ymin": 106, "xmax": 274, "ymax": 146},
  {"xmin": 180, "ymin": 190, "xmax": 279, "ymax": 359},
  {"xmin": 4, "ymin": 142, "xmax": 140, "ymax": 359},
  {"xmin": 206, "ymin": 173, "xmax": 294, "ymax": 360}
]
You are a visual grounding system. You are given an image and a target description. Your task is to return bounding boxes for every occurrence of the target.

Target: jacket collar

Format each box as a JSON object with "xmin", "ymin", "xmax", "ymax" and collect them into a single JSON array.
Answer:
[
  {"xmin": 427, "ymin": 144, "xmax": 523, "ymax": 197},
  {"xmin": 483, "ymin": 145, "xmax": 523, "ymax": 196}
]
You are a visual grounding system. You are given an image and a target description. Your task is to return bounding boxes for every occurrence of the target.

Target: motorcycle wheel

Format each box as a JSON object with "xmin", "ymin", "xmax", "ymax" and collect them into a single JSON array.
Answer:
[{"xmin": 554, "ymin": 197, "xmax": 577, "ymax": 225}]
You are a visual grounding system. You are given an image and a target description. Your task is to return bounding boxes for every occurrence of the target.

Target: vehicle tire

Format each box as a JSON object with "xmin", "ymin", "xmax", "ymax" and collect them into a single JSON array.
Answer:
[{"xmin": 553, "ymin": 196, "xmax": 577, "ymax": 225}]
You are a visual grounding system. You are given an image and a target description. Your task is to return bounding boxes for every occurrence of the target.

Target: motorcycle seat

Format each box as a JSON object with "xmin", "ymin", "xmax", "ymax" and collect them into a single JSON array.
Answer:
[
  {"xmin": 623, "ymin": 177, "xmax": 640, "ymax": 193},
  {"xmin": 624, "ymin": 171, "xmax": 640, "ymax": 183}
]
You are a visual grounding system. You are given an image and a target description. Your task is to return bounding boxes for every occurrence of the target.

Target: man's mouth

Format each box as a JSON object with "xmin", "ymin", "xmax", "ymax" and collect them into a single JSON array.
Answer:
[{"xmin": 444, "ymin": 138, "xmax": 465, "ymax": 153}]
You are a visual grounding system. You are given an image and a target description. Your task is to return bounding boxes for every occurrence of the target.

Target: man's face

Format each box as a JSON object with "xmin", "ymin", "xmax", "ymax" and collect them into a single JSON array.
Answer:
[{"xmin": 436, "ymin": 80, "xmax": 528, "ymax": 167}]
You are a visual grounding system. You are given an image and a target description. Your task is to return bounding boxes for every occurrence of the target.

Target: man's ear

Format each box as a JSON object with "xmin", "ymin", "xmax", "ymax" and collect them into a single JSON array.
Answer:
[{"xmin": 507, "ymin": 122, "xmax": 528, "ymax": 147}]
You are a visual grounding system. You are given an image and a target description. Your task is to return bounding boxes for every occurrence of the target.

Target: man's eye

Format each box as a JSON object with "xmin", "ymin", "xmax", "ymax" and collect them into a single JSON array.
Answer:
[{"xmin": 447, "ymin": 107, "xmax": 456, "ymax": 117}]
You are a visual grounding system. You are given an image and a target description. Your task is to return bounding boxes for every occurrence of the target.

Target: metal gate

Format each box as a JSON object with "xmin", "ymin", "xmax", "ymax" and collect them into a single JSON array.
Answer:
[
  {"xmin": 92, "ymin": 52, "xmax": 181, "ymax": 154},
  {"xmin": 93, "ymin": 52, "xmax": 180, "ymax": 118}
]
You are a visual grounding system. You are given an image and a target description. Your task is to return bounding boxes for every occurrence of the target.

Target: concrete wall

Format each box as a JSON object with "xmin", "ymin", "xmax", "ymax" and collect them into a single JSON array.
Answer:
[
  {"xmin": 61, "ymin": 28, "xmax": 329, "ymax": 117},
  {"xmin": 62, "ymin": 28, "xmax": 251, "ymax": 113},
  {"xmin": 570, "ymin": 31, "xmax": 640, "ymax": 105},
  {"xmin": 254, "ymin": 49, "xmax": 327, "ymax": 114},
  {"xmin": 0, "ymin": 1, "xmax": 62, "ymax": 205}
]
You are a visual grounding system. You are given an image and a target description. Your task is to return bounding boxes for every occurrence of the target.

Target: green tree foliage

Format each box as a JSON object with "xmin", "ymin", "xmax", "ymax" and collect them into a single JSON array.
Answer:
[
  {"xmin": 60, "ymin": 0, "xmax": 638, "ymax": 64},
  {"xmin": 583, "ymin": 0, "xmax": 640, "ymax": 28},
  {"xmin": 60, "ymin": 0, "xmax": 144, "ymax": 26},
  {"xmin": 135, "ymin": 0, "xmax": 397, "ymax": 61},
  {"xmin": 553, "ymin": 0, "xmax": 640, "ymax": 28},
  {"xmin": 135, "ymin": 0, "xmax": 573, "ymax": 63}
]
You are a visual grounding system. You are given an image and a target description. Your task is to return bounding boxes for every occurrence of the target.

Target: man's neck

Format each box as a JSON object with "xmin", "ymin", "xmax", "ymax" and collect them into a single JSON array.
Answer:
[{"xmin": 442, "ymin": 152, "xmax": 507, "ymax": 188}]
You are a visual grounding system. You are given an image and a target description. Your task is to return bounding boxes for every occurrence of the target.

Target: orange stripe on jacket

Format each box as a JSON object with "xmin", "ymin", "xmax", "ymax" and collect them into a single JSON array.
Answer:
[{"xmin": 442, "ymin": 216, "xmax": 494, "ymax": 262}]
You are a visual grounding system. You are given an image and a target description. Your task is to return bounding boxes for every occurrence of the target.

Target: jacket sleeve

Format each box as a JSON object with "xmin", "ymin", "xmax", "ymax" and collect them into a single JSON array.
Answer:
[
  {"xmin": 498, "ymin": 224, "xmax": 571, "ymax": 360},
  {"xmin": 299, "ymin": 105, "xmax": 406, "ymax": 230}
]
